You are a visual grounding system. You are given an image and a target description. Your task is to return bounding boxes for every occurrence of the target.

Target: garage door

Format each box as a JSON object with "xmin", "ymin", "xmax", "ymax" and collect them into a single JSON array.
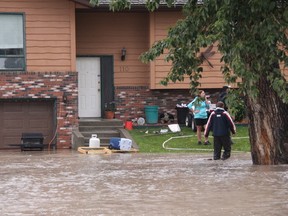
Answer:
[{"xmin": 0, "ymin": 100, "xmax": 55, "ymax": 149}]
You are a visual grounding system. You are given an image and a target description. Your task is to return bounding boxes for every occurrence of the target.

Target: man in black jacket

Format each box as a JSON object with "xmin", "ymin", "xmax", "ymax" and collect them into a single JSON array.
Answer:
[{"xmin": 204, "ymin": 101, "xmax": 236, "ymax": 160}]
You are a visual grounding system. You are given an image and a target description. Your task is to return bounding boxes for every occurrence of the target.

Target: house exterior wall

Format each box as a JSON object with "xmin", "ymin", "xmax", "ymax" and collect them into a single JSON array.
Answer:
[
  {"xmin": 1, "ymin": 1, "xmax": 287, "ymax": 149},
  {"xmin": 0, "ymin": 0, "xmax": 76, "ymax": 72},
  {"xmin": 76, "ymin": 12, "xmax": 150, "ymax": 86},
  {"xmin": 75, "ymin": 10, "xmax": 227, "ymax": 121},
  {"xmin": 150, "ymin": 12, "xmax": 288, "ymax": 88},
  {"xmin": 0, "ymin": 72, "xmax": 78, "ymax": 149},
  {"xmin": 115, "ymin": 86, "xmax": 222, "ymax": 122},
  {"xmin": 150, "ymin": 12, "xmax": 233, "ymax": 90},
  {"xmin": 0, "ymin": 0, "xmax": 78, "ymax": 149}
]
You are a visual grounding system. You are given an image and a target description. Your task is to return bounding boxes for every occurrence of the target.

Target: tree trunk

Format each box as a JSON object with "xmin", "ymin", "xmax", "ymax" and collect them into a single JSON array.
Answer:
[{"xmin": 246, "ymin": 75, "xmax": 288, "ymax": 165}]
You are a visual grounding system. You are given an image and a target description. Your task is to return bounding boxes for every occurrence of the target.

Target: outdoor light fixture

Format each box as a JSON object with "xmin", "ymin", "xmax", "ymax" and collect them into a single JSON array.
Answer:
[{"xmin": 121, "ymin": 47, "xmax": 126, "ymax": 61}]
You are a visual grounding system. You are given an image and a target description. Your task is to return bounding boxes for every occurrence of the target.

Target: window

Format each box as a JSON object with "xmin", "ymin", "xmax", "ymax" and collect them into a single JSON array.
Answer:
[{"xmin": 0, "ymin": 13, "xmax": 25, "ymax": 71}]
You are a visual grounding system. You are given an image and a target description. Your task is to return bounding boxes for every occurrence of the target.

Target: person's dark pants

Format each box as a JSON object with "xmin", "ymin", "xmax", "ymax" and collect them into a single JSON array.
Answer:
[{"xmin": 213, "ymin": 136, "xmax": 231, "ymax": 160}]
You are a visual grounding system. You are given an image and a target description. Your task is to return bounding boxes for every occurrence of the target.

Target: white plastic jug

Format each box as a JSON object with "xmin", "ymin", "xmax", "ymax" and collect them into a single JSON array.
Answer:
[{"xmin": 89, "ymin": 134, "xmax": 100, "ymax": 148}]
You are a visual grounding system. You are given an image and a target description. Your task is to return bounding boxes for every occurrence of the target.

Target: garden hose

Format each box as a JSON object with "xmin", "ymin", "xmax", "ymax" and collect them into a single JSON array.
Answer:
[{"xmin": 162, "ymin": 135, "xmax": 249, "ymax": 152}]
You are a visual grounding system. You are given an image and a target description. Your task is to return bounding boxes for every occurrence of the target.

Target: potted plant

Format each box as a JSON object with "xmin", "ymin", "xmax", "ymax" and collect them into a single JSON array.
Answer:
[{"xmin": 104, "ymin": 102, "xmax": 116, "ymax": 119}]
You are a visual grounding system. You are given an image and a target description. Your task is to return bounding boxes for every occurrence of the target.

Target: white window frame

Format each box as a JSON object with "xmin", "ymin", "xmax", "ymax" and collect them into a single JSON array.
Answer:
[{"xmin": 0, "ymin": 13, "xmax": 25, "ymax": 71}]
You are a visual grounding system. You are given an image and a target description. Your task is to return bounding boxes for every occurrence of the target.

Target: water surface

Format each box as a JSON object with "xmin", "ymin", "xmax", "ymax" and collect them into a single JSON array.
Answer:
[{"xmin": 0, "ymin": 151, "xmax": 287, "ymax": 216}]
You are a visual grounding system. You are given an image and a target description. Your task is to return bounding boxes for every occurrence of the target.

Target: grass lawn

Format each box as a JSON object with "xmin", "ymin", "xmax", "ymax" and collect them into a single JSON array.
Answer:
[{"xmin": 128, "ymin": 125, "xmax": 250, "ymax": 153}]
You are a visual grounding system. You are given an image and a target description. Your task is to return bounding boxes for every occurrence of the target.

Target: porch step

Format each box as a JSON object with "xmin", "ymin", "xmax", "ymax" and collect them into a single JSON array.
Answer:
[
  {"xmin": 79, "ymin": 126, "xmax": 123, "ymax": 132},
  {"xmin": 82, "ymin": 130, "xmax": 121, "ymax": 147},
  {"xmin": 79, "ymin": 118, "xmax": 124, "ymax": 127},
  {"xmin": 77, "ymin": 118, "xmax": 125, "ymax": 147}
]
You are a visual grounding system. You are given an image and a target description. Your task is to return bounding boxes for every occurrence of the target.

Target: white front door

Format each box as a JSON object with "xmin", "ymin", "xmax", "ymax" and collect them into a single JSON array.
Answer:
[{"xmin": 77, "ymin": 57, "xmax": 101, "ymax": 118}]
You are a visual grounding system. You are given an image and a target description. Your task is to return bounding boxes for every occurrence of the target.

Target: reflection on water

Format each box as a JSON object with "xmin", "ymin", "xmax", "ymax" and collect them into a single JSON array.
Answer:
[{"xmin": 0, "ymin": 151, "xmax": 287, "ymax": 216}]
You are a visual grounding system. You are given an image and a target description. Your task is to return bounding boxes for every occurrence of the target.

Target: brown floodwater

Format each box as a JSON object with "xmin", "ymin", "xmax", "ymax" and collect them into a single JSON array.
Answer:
[{"xmin": 0, "ymin": 150, "xmax": 287, "ymax": 216}]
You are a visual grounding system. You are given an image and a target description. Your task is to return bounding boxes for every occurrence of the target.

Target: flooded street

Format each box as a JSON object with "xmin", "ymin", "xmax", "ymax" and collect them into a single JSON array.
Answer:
[{"xmin": 0, "ymin": 150, "xmax": 287, "ymax": 216}]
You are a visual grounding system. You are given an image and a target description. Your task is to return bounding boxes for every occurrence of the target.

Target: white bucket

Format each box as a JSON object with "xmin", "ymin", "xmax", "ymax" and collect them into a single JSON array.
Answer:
[{"xmin": 89, "ymin": 134, "xmax": 100, "ymax": 148}]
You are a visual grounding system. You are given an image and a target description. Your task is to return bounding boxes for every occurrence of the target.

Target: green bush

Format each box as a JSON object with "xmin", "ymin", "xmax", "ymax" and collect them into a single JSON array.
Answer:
[{"xmin": 226, "ymin": 89, "xmax": 247, "ymax": 122}]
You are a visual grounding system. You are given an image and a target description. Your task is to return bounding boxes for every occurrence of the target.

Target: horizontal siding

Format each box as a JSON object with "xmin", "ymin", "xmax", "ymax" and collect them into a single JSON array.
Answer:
[
  {"xmin": 26, "ymin": 27, "xmax": 70, "ymax": 34},
  {"xmin": 25, "ymin": 15, "xmax": 71, "ymax": 22},
  {"xmin": 77, "ymin": 41, "xmax": 148, "ymax": 49},
  {"xmin": 154, "ymin": 12, "xmax": 182, "ymax": 41},
  {"xmin": 0, "ymin": 1, "xmax": 69, "ymax": 9},
  {"xmin": 27, "ymin": 47, "xmax": 71, "ymax": 53},
  {"xmin": 154, "ymin": 79, "xmax": 229, "ymax": 89},
  {"xmin": 152, "ymin": 14, "xmax": 288, "ymax": 89},
  {"xmin": 27, "ymin": 53, "xmax": 71, "ymax": 60},
  {"xmin": 0, "ymin": 0, "xmax": 74, "ymax": 72},
  {"xmin": 115, "ymin": 67, "xmax": 148, "ymax": 75},
  {"xmin": 28, "ymin": 60, "xmax": 71, "ymax": 66},
  {"xmin": 76, "ymin": 12, "xmax": 150, "ymax": 86},
  {"xmin": 28, "ymin": 34, "xmax": 71, "ymax": 41},
  {"xmin": 19, "ymin": 8, "xmax": 71, "ymax": 15},
  {"xmin": 155, "ymin": 71, "xmax": 226, "ymax": 78},
  {"xmin": 27, "ymin": 21, "xmax": 70, "ymax": 28},
  {"xmin": 28, "ymin": 66, "xmax": 70, "ymax": 71},
  {"xmin": 26, "ymin": 41, "xmax": 71, "ymax": 47},
  {"xmin": 152, "ymin": 12, "xmax": 229, "ymax": 89}
]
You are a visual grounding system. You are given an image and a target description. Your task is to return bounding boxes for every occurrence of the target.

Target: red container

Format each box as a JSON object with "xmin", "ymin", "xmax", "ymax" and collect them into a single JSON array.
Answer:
[{"xmin": 125, "ymin": 121, "xmax": 133, "ymax": 130}]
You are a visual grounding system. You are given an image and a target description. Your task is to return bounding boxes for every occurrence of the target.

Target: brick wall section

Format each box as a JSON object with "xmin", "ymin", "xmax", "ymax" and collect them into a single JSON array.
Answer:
[
  {"xmin": 0, "ymin": 72, "xmax": 219, "ymax": 149},
  {"xmin": 115, "ymin": 86, "xmax": 219, "ymax": 122},
  {"xmin": 0, "ymin": 72, "xmax": 78, "ymax": 149}
]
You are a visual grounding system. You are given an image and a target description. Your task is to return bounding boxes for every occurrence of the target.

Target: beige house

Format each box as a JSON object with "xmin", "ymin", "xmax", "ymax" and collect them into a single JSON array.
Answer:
[{"xmin": 0, "ymin": 0, "xmax": 275, "ymax": 149}]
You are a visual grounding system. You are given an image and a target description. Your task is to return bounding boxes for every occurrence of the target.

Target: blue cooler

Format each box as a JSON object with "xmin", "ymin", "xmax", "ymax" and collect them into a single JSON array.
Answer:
[
  {"xmin": 109, "ymin": 137, "xmax": 121, "ymax": 150},
  {"xmin": 109, "ymin": 137, "xmax": 132, "ymax": 150}
]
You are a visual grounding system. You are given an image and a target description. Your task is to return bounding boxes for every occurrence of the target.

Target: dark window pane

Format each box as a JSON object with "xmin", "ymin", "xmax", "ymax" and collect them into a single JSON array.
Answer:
[
  {"xmin": 0, "ymin": 57, "xmax": 24, "ymax": 70},
  {"xmin": 6, "ymin": 48, "xmax": 23, "ymax": 55},
  {"xmin": 0, "ymin": 48, "xmax": 23, "ymax": 56}
]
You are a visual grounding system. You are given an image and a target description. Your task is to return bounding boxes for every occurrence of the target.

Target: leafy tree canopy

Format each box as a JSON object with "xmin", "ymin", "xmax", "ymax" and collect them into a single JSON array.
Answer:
[
  {"xmin": 143, "ymin": 0, "xmax": 288, "ymax": 100},
  {"xmin": 89, "ymin": 0, "xmax": 288, "ymax": 164},
  {"xmin": 90, "ymin": 0, "xmax": 288, "ymax": 101}
]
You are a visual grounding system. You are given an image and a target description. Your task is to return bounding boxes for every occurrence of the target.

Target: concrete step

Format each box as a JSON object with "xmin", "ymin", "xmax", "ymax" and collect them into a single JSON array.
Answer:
[
  {"xmin": 81, "ymin": 129, "xmax": 120, "ymax": 137},
  {"xmin": 84, "ymin": 140, "xmax": 113, "ymax": 146},
  {"xmin": 84, "ymin": 134, "xmax": 121, "ymax": 144},
  {"xmin": 83, "ymin": 130, "xmax": 121, "ymax": 145},
  {"xmin": 78, "ymin": 119, "xmax": 124, "ymax": 127},
  {"xmin": 79, "ymin": 125, "xmax": 124, "ymax": 132},
  {"xmin": 82, "ymin": 142, "xmax": 110, "ymax": 147},
  {"xmin": 72, "ymin": 118, "xmax": 138, "ymax": 150}
]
